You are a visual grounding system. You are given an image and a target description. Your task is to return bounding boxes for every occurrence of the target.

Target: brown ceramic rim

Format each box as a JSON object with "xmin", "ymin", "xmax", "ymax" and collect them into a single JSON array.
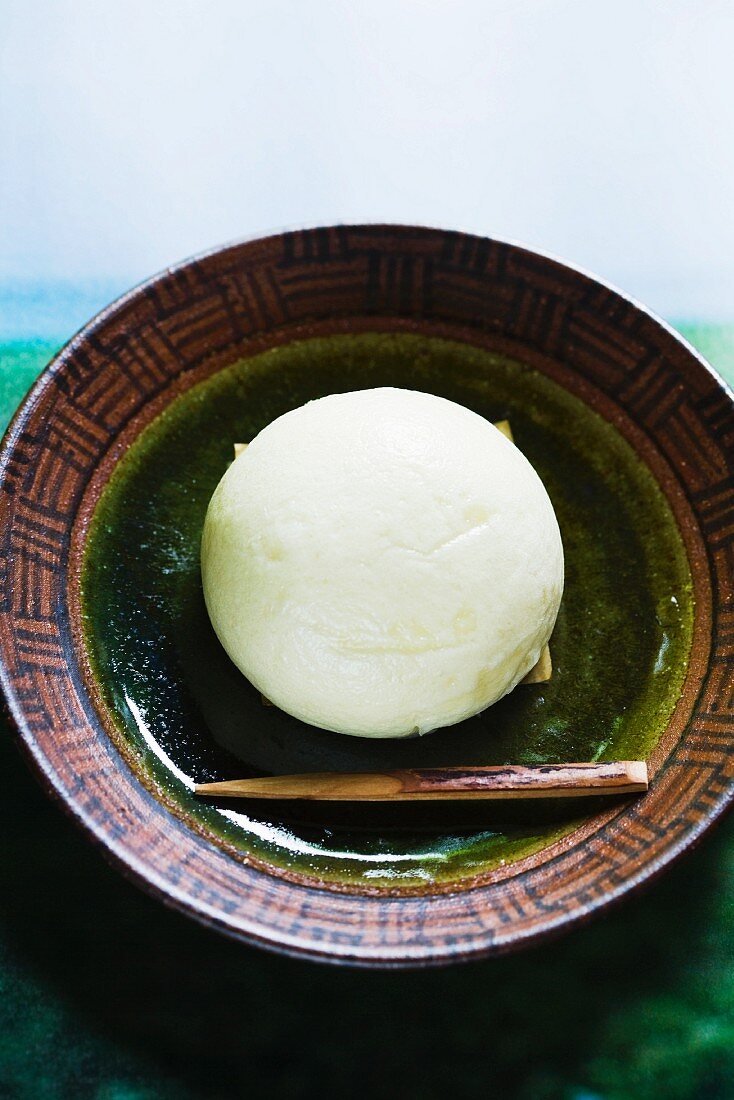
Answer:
[{"xmin": 0, "ymin": 225, "xmax": 732, "ymax": 966}]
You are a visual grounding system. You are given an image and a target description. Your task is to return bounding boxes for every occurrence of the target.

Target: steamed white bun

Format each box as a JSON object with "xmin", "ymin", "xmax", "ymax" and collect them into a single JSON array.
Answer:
[{"xmin": 201, "ymin": 388, "xmax": 563, "ymax": 738}]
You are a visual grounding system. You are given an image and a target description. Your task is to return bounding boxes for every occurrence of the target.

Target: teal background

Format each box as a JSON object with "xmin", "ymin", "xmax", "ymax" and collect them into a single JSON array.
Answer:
[{"xmin": 1, "ymin": 323, "xmax": 733, "ymax": 1099}]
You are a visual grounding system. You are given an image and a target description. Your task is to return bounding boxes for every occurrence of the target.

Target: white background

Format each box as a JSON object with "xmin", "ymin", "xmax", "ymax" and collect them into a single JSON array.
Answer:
[{"xmin": 2, "ymin": 0, "xmax": 733, "ymax": 320}]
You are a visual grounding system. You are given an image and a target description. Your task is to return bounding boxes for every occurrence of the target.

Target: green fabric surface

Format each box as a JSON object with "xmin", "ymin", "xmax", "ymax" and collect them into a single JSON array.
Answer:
[{"xmin": 0, "ymin": 328, "xmax": 732, "ymax": 1100}]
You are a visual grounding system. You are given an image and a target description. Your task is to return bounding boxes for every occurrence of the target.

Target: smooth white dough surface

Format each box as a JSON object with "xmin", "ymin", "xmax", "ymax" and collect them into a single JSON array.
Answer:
[{"xmin": 201, "ymin": 388, "xmax": 564, "ymax": 738}]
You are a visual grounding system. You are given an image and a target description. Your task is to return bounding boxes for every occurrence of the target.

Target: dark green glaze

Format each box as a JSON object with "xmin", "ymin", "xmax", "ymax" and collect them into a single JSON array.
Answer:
[{"xmin": 81, "ymin": 333, "xmax": 693, "ymax": 888}]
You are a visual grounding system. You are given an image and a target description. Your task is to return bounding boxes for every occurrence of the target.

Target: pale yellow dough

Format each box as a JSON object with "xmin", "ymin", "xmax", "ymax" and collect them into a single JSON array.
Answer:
[{"xmin": 201, "ymin": 388, "xmax": 564, "ymax": 738}]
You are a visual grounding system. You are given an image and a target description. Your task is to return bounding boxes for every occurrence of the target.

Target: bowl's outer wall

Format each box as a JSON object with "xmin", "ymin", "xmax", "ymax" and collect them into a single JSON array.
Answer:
[{"xmin": 0, "ymin": 226, "xmax": 732, "ymax": 966}]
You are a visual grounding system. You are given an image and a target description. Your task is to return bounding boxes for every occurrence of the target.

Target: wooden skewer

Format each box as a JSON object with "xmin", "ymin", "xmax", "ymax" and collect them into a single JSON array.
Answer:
[
  {"xmin": 195, "ymin": 761, "xmax": 648, "ymax": 802},
  {"xmin": 522, "ymin": 645, "xmax": 552, "ymax": 684},
  {"xmin": 493, "ymin": 419, "xmax": 514, "ymax": 441}
]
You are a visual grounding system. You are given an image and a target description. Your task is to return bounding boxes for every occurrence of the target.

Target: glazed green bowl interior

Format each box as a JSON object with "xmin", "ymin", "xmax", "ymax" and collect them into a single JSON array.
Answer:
[{"xmin": 81, "ymin": 331, "xmax": 693, "ymax": 889}]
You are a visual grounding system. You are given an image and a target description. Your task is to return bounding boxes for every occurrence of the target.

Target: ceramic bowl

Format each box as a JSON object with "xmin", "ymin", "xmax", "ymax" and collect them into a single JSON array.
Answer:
[{"xmin": 0, "ymin": 226, "xmax": 732, "ymax": 967}]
